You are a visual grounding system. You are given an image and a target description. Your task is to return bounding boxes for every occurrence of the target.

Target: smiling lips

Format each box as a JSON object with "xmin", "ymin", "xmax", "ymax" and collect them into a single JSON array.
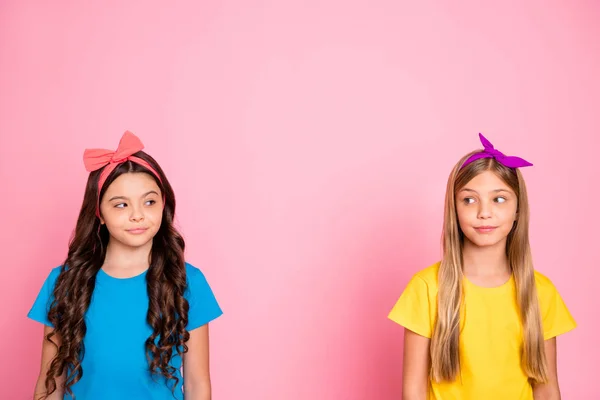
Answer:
[
  {"xmin": 126, "ymin": 227, "xmax": 148, "ymax": 234},
  {"xmin": 474, "ymin": 226, "xmax": 497, "ymax": 233}
]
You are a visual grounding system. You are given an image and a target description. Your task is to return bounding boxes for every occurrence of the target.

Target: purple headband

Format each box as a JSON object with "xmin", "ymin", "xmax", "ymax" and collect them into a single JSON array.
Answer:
[{"xmin": 461, "ymin": 133, "xmax": 533, "ymax": 169}]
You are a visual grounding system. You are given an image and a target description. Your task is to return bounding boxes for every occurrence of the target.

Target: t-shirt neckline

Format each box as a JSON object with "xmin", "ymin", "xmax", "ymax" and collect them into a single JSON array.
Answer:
[{"xmin": 97, "ymin": 267, "xmax": 148, "ymax": 282}]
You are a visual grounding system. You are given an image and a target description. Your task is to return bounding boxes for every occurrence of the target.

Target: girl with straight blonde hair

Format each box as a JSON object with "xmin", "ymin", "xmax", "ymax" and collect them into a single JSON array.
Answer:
[{"xmin": 389, "ymin": 133, "xmax": 576, "ymax": 400}]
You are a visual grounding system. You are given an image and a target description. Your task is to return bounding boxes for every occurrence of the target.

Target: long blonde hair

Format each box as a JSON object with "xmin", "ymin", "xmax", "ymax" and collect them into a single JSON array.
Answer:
[{"xmin": 430, "ymin": 153, "xmax": 547, "ymax": 383}]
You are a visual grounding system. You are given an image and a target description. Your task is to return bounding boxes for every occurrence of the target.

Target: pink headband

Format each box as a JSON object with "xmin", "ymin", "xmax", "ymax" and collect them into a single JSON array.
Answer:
[{"xmin": 83, "ymin": 131, "xmax": 162, "ymax": 216}]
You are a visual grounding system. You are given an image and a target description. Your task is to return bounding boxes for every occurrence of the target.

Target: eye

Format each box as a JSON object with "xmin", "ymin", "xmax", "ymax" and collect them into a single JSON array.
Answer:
[
  {"xmin": 145, "ymin": 200, "xmax": 156, "ymax": 206},
  {"xmin": 494, "ymin": 197, "xmax": 507, "ymax": 203},
  {"xmin": 462, "ymin": 197, "xmax": 475, "ymax": 205},
  {"xmin": 114, "ymin": 203, "xmax": 127, "ymax": 208}
]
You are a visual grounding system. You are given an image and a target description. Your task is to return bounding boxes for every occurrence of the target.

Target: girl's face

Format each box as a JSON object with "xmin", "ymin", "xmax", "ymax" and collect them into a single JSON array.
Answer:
[
  {"xmin": 99, "ymin": 172, "xmax": 164, "ymax": 249},
  {"xmin": 456, "ymin": 170, "xmax": 518, "ymax": 249}
]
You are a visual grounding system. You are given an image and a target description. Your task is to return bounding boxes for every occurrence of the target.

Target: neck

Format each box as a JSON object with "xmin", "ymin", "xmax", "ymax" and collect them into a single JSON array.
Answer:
[
  {"xmin": 462, "ymin": 238, "xmax": 510, "ymax": 277},
  {"xmin": 103, "ymin": 239, "xmax": 152, "ymax": 271}
]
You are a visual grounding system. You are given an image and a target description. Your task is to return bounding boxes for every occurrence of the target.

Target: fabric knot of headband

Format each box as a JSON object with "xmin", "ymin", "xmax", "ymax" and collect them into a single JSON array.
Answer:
[
  {"xmin": 461, "ymin": 133, "xmax": 533, "ymax": 169},
  {"xmin": 83, "ymin": 131, "xmax": 162, "ymax": 216}
]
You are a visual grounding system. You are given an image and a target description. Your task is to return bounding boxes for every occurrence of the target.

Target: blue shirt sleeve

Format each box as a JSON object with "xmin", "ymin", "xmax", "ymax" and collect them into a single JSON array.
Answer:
[
  {"xmin": 27, "ymin": 267, "xmax": 61, "ymax": 327},
  {"xmin": 185, "ymin": 263, "xmax": 223, "ymax": 331}
]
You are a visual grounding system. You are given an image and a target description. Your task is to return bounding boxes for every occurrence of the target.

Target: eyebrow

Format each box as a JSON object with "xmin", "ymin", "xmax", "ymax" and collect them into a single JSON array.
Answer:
[
  {"xmin": 108, "ymin": 190, "xmax": 160, "ymax": 202},
  {"xmin": 459, "ymin": 188, "xmax": 511, "ymax": 194}
]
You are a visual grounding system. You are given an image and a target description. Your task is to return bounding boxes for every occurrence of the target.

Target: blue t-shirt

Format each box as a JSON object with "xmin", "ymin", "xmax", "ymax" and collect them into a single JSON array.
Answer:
[{"xmin": 28, "ymin": 263, "xmax": 223, "ymax": 400}]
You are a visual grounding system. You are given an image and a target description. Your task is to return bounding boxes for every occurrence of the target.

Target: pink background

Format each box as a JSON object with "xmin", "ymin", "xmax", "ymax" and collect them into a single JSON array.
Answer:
[{"xmin": 1, "ymin": 1, "xmax": 598, "ymax": 399}]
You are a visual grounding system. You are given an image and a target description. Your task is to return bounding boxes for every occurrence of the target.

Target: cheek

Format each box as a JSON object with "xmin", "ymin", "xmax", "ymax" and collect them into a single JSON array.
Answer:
[
  {"xmin": 498, "ymin": 205, "xmax": 518, "ymax": 223},
  {"xmin": 456, "ymin": 205, "xmax": 475, "ymax": 225},
  {"xmin": 455, "ymin": 210, "xmax": 473, "ymax": 235},
  {"xmin": 148, "ymin": 208, "xmax": 164, "ymax": 225},
  {"xmin": 103, "ymin": 211, "xmax": 128, "ymax": 227}
]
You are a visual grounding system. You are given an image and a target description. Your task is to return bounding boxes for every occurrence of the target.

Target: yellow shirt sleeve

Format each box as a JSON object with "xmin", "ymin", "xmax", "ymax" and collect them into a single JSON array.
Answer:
[
  {"xmin": 536, "ymin": 274, "xmax": 577, "ymax": 340},
  {"xmin": 388, "ymin": 275, "xmax": 433, "ymax": 338}
]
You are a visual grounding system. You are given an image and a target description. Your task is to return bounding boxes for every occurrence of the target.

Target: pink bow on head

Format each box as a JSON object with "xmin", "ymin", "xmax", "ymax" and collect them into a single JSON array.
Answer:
[{"xmin": 83, "ymin": 131, "xmax": 162, "ymax": 216}]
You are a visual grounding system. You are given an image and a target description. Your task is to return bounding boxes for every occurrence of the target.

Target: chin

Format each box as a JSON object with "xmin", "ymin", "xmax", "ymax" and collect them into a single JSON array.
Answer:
[
  {"xmin": 116, "ymin": 235, "xmax": 155, "ymax": 248},
  {"xmin": 129, "ymin": 240, "xmax": 154, "ymax": 248},
  {"xmin": 465, "ymin": 234, "xmax": 504, "ymax": 248}
]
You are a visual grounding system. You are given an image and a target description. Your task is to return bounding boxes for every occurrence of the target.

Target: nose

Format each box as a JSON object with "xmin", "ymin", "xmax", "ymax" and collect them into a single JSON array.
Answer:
[
  {"xmin": 477, "ymin": 200, "xmax": 492, "ymax": 219},
  {"xmin": 129, "ymin": 204, "xmax": 145, "ymax": 222}
]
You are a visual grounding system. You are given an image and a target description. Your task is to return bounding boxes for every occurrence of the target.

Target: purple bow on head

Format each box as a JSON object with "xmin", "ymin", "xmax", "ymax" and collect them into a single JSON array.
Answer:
[{"xmin": 461, "ymin": 133, "xmax": 533, "ymax": 169}]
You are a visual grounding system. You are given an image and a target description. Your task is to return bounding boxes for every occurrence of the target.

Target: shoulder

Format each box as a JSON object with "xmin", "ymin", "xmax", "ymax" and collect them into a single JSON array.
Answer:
[
  {"xmin": 49, "ymin": 266, "xmax": 62, "ymax": 279},
  {"xmin": 182, "ymin": 262, "xmax": 222, "ymax": 324},
  {"xmin": 398, "ymin": 261, "xmax": 440, "ymax": 296},
  {"xmin": 388, "ymin": 262, "xmax": 439, "ymax": 335},
  {"xmin": 185, "ymin": 262, "xmax": 207, "ymax": 281},
  {"xmin": 534, "ymin": 270, "xmax": 554, "ymax": 287},
  {"xmin": 534, "ymin": 269, "xmax": 560, "ymax": 301},
  {"xmin": 412, "ymin": 261, "xmax": 440, "ymax": 288},
  {"xmin": 184, "ymin": 262, "xmax": 213, "ymax": 294},
  {"xmin": 43, "ymin": 266, "xmax": 63, "ymax": 288}
]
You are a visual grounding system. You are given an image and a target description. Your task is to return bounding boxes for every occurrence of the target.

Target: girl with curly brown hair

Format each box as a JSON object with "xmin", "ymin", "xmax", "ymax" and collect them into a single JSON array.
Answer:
[{"xmin": 28, "ymin": 131, "xmax": 222, "ymax": 400}]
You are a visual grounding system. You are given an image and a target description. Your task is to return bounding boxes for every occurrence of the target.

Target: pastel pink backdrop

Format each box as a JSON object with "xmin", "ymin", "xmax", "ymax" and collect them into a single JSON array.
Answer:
[{"xmin": 1, "ymin": 1, "xmax": 598, "ymax": 398}]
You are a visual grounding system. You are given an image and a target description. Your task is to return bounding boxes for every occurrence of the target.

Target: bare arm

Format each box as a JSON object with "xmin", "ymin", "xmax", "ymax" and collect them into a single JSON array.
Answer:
[
  {"xmin": 34, "ymin": 325, "xmax": 65, "ymax": 400},
  {"xmin": 183, "ymin": 324, "xmax": 212, "ymax": 400},
  {"xmin": 533, "ymin": 337, "xmax": 561, "ymax": 400},
  {"xmin": 402, "ymin": 328, "xmax": 431, "ymax": 400}
]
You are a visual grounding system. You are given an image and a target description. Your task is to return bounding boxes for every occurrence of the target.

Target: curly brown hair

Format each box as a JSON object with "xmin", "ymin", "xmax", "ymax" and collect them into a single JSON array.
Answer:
[{"xmin": 42, "ymin": 151, "xmax": 190, "ymax": 398}]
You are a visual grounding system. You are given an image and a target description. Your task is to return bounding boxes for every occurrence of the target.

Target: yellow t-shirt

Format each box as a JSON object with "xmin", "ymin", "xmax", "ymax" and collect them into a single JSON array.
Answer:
[{"xmin": 388, "ymin": 262, "xmax": 576, "ymax": 400}]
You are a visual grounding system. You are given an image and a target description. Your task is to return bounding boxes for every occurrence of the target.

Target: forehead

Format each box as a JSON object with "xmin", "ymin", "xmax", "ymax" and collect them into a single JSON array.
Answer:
[
  {"xmin": 460, "ymin": 170, "xmax": 514, "ymax": 193},
  {"xmin": 104, "ymin": 172, "xmax": 161, "ymax": 196}
]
